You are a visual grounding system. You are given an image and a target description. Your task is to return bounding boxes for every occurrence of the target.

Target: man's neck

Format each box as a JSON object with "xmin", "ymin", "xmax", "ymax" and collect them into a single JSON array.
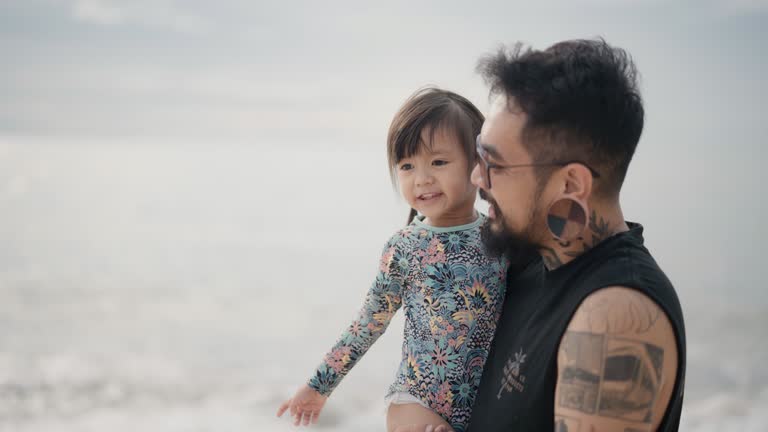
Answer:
[{"xmin": 539, "ymin": 203, "xmax": 629, "ymax": 271}]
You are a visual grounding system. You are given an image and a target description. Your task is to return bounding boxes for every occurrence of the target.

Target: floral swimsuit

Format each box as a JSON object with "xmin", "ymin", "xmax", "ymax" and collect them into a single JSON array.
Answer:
[{"xmin": 308, "ymin": 214, "xmax": 507, "ymax": 431}]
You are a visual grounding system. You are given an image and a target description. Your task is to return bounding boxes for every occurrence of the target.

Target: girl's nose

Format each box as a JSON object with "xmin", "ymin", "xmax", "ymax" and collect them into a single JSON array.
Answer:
[
  {"xmin": 415, "ymin": 169, "xmax": 435, "ymax": 186},
  {"xmin": 470, "ymin": 162, "xmax": 485, "ymax": 189}
]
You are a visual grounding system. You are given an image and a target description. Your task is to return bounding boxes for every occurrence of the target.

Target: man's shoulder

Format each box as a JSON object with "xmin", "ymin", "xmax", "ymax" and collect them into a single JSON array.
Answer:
[
  {"xmin": 607, "ymin": 224, "xmax": 671, "ymax": 282},
  {"xmin": 577, "ymin": 226, "xmax": 679, "ymax": 310},
  {"xmin": 556, "ymin": 285, "xmax": 681, "ymax": 431},
  {"xmin": 570, "ymin": 286, "xmax": 670, "ymax": 335}
]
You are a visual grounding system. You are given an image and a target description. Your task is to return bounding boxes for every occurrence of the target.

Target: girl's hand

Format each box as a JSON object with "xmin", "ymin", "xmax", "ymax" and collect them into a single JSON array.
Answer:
[{"xmin": 276, "ymin": 384, "xmax": 328, "ymax": 426}]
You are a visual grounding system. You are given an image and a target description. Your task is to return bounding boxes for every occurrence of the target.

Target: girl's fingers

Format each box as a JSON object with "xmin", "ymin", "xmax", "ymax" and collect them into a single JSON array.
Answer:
[
  {"xmin": 279, "ymin": 395, "xmax": 323, "ymax": 427},
  {"xmin": 276, "ymin": 399, "xmax": 291, "ymax": 417}
]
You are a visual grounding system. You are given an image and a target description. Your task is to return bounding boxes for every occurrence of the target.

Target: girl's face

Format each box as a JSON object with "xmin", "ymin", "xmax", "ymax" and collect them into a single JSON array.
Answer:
[{"xmin": 396, "ymin": 128, "xmax": 478, "ymax": 227}]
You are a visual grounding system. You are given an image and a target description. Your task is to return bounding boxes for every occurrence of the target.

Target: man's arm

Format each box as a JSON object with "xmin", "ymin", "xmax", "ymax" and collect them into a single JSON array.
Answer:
[{"xmin": 555, "ymin": 286, "xmax": 679, "ymax": 432}]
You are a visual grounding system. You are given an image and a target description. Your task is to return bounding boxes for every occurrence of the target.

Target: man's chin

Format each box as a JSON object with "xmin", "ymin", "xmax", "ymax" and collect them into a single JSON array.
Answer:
[{"xmin": 480, "ymin": 218, "xmax": 539, "ymax": 271}]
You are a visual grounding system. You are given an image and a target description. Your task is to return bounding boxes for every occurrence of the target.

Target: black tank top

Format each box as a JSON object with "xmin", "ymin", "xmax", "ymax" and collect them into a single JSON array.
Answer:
[{"xmin": 467, "ymin": 223, "xmax": 686, "ymax": 431}]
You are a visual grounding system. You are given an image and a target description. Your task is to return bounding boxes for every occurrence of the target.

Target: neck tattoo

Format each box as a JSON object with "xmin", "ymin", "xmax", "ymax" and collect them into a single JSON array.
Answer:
[{"xmin": 543, "ymin": 210, "xmax": 614, "ymax": 270}]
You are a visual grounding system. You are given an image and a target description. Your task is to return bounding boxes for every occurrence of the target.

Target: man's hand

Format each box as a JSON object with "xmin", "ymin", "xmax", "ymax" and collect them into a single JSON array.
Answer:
[{"xmin": 276, "ymin": 384, "xmax": 328, "ymax": 426}]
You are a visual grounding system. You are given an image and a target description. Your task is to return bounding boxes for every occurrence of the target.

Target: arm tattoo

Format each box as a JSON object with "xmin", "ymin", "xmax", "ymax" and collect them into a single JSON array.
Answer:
[
  {"xmin": 555, "ymin": 415, "xmax": 582, "ymax": 432},
  {"xmin": 558, "ymin": 331, "xmax": 664, "ymax": 424},
  {"xmin": 584, "ymin": 291, "xmax": 660, "ymax": 335}
]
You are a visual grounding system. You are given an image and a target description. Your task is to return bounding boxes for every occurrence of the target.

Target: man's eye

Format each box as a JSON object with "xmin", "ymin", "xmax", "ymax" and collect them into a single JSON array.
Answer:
[
  {"xmin": 400, "ymin": 163, "xmax": 413, "ymax": 171},
  {"xmin": 432, "ymin": 160, "xmax": 448, "ymax": 166}
]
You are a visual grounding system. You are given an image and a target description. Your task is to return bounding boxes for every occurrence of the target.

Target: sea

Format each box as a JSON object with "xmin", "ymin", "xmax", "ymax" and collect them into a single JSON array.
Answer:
[{"xmin": 0, "ymin": 138, "xmax": 765, "ymax": 431}]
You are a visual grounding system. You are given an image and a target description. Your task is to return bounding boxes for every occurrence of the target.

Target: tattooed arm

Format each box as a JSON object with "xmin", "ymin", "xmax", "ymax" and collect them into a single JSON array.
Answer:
[{"xmin": 554, "ymin": 287, "xmax": 679, "ymax": 432}]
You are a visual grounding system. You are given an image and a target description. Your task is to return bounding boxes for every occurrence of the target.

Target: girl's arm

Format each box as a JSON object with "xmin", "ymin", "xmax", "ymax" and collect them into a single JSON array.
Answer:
[
  {"xmin": 277, "ymin": 236, "xmax": 409, "ymax": 426},
  {"xmin": 307, "ymin": 238, "xmax": 407, "ymax": 395}
]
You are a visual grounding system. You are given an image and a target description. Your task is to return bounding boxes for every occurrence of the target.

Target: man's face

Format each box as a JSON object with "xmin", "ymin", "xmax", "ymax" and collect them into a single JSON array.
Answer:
[{"xmin": 471, "ymin": 97, "xmax": 552, "ymax": 259}]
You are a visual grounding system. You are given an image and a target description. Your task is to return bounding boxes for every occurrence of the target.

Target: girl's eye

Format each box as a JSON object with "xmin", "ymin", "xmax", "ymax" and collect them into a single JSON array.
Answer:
[
  {"xmin": 432, "ymin": 160, "xmax": 448, "ymax": 166},
  {"xmin": 399, "ymin": 163, "xmax": 413, "ymax": 171}
]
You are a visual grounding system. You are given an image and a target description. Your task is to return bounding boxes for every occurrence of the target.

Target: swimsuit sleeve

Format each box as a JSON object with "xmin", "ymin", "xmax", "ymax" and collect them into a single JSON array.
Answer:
[{"xmin": 307, "ymin": 235, "xmax": 408, "ymax": 396}]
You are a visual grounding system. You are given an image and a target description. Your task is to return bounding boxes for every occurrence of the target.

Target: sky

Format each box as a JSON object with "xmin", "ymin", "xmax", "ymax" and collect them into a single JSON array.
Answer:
[
  {"xmin": 0, "ymin": 0, "xmax": 766, "ymax": 301},
  {"xmin": 1, "ymin": 1, "xmax": 766, "ymax": 140}
]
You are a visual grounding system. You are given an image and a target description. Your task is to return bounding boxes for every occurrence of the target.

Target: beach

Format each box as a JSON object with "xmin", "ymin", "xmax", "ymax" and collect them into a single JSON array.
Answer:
[{"xmin": 0, "ymin": 140, "xmax": 765, "ymax": 431}]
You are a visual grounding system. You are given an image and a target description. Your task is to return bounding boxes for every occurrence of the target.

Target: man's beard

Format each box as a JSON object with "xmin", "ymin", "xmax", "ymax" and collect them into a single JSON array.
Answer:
[{"xmin": 479, "ymin": 189, "xmax": 540, "ymax": 271}]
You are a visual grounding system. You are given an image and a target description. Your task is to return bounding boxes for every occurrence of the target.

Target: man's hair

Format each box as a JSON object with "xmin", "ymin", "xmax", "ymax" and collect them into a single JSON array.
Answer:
[{"xmin": 477, "ymin": 38, "xmax": 644, "ymax": 198}]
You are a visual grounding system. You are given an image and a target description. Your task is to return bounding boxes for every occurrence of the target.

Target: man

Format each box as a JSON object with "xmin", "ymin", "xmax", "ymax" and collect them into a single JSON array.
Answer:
[{"xmin": 409, "ymin": 39, "xmax": 686, "ymax": 432}]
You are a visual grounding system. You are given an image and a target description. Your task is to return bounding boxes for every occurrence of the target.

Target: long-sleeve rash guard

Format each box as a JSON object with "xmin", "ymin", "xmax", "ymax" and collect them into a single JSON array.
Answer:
[{"xmin": 308, "ymin": 214, "xmax": 507, "ymax": 430}]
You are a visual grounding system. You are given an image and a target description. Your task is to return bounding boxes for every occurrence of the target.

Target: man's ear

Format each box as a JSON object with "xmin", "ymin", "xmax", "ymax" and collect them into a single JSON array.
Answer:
[{"xmin": 563, "ymin": 163, "xmax": 593, "ymax": 200}]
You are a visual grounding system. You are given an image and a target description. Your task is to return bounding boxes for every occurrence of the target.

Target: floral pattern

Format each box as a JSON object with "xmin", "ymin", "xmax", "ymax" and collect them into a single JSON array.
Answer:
[{"xmin": 307, "ymin": 215, "xmax": 507, "ymax": 431}]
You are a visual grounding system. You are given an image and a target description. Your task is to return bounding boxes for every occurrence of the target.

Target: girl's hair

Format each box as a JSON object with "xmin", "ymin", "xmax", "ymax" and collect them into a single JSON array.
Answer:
[{"xmin": 386, "ymin": 87, "xmax": 485, "ymax": 225}]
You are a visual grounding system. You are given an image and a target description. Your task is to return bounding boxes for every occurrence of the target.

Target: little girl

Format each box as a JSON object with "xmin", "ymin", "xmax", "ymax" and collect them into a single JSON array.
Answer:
[{"xmin": 277, "ymin": 88, "xmax": 507, "ymax": 432}]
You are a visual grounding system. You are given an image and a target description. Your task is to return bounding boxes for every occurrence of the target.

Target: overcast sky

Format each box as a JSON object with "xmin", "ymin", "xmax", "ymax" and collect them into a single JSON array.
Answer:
[
  {"xmin": 1, "ymin": 0, "xmax": 766, "ymax": 300},
  {"xmin": 1, "ymin": 0, "xmax": 766, "ymax": 141}
]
